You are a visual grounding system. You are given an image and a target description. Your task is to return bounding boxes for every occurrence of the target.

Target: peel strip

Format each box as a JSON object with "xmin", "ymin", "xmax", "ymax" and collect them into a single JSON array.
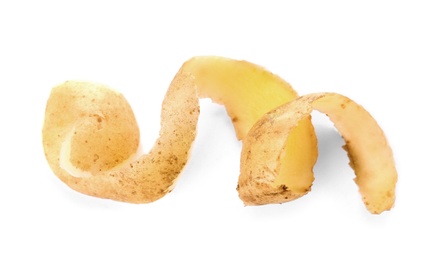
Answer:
[
  {"xmin": 42, "ymin": 56, "xmax": 397, "ymax": 214},
  {"xmin": 238, "ymin": 93, "xmax": 397, "ymax": 214}
]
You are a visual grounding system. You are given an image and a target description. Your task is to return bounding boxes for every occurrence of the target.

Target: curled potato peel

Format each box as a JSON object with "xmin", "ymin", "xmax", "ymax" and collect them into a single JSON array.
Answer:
[
  {"xmin": 238, "ymin": 93, "xmax": 397, "ymax": 214},
  {"xmin": 42, "ymin": 56, "xmax": 397, "ymax": 213},
  {"xmin": 43, "ymin": 73, "xmax": 199, "ymax": 202}
]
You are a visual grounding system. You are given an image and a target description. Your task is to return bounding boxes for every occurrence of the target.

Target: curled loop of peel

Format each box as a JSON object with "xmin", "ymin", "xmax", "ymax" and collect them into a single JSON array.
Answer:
[
  {"xmin": 43, "ymin": 73, "xmax": 199, "ymax": 202},
  {"xmin": 238, "ymin": 93, "xmax": 398, "ymax": 214},
  {"xmin": 42, "ymin": 56, "xmax": 316, "ymax": 203}
]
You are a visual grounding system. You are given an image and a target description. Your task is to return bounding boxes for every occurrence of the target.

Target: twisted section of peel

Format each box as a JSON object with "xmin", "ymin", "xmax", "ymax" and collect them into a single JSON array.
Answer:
[
  {"xmin": 237, "ymin": 93, "xmax": 397, "ymax": 214},
  {"xmin": 42, "ymin": 56, "xmax": 397, "ymax": 214}
]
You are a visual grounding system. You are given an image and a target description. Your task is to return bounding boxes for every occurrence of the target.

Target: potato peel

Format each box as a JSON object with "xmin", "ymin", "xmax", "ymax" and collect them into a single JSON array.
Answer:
[
  {"xmin": 238, "ymin": 93, "xmax": 397, "ymax": 214},
  {"xmin": 42, "ymin": 56, "xmax": 397, "ymax": 214},
  {"xmin": 43, "ymin": 72, "xmax": 199, "ymax": 203}
]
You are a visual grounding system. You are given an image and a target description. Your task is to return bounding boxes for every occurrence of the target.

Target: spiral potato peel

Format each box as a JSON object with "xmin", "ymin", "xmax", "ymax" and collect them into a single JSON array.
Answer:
[{"xmin": 42, "ymin": 56, "xmax": 397, "ymax": 214}]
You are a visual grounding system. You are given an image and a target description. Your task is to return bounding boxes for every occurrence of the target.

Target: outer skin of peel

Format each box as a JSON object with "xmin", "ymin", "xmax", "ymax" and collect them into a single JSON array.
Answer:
[{"xmin": 238, "ymin": 96, "xmax": 317, "ymax": 205}]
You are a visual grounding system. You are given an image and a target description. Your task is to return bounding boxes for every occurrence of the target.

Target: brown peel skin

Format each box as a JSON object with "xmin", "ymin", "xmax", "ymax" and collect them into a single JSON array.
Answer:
[
  {"xmin": 43, "ymin": 56, "xmax": 316, "ymax": 203},
  {"xmin": 43, "ymin": 81, "xmax": 140, "ymax": 174},
  {"xmin": 238, "ymin": 93, "xmax": 397, "ymax": 214},
  {"xmin": 238, "ymin": 95, "xmax": 318, "ymax": 205}
]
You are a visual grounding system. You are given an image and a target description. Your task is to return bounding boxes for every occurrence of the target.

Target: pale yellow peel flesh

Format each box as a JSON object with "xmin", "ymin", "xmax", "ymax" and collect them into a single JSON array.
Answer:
[
  {"xmin": 181, "ymin": 56, "xmax": 298, "ymax": 139},
  {"xmin": 238, "ymin": 93, "xmax": 397, "ymax": 214},
  {"xmin": 42, "ymin": 56, "xmax": 315, "ymax": 203}
]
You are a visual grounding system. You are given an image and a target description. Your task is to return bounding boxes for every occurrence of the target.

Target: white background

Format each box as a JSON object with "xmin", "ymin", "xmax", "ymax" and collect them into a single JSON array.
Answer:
[{"xmin": 1, "ymin": 0, "xmax": 442, "ymax": 259}]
